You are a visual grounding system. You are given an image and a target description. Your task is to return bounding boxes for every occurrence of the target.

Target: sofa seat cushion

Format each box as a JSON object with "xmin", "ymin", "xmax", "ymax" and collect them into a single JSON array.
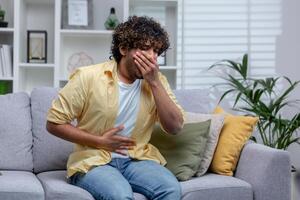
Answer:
[
  {"xmin": 37, "ymin": 171, "xmax": 252, "ymax": 200},
  {"xmin": 36, "ymin": 170, "xmax": 147, "ymax": 200},
  {"xmin": 181, "ymin": 173, "xmax": 253, "ymax": 200},
  {"xmin": 0, "ymin": 171, "xmax": 44, "ymax": 200}
]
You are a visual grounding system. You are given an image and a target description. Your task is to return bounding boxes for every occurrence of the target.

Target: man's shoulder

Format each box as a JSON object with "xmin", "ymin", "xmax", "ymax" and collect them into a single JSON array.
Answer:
[
  {"xmin": 73, "ymin": 60, "xmax": 116, "ymax": 79},
  {"xmin": 78, "ymin": 60, "xmax": 115, "ymax": 74}
]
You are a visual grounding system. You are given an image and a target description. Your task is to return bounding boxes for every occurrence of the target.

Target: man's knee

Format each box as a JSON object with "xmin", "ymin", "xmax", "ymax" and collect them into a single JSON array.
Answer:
[
  {"xmin": 105, "ymin": 190, "xmax": 134, "ymax": 200},
  {"xmin": 155, "ymin": 179, "xmax": 181, "ymax": 200},
  {"xmin": 166, "ymin": 181, "xmax": 182, "ymax": 199}
]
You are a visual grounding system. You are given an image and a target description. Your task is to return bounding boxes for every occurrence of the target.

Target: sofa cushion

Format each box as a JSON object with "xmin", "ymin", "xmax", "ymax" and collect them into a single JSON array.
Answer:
[
  {"xmin": 31, "ymin": 87, "xmax": 73, "ymax": 173},
  {"xmin": 0, "ymin": 171, "xmax": 44, "ymax": 200},
  {"xmin": 185, "ymin": 112, "xmax": 225, "ymax": 176},
  {"xmin": 0, "ymin": 92, "xmax": 33, "ymax": 171},
  {"xmin": 211, "ymin": 106, "xmax": 258, "ymax": 176},
  {"xmin": 174, "ymin": 89, "xmax": 217, "ymax": 113},
  {"xmin": 150, "ymin": 120, "xmax": 211, "ymax": 181},
  {"xmin": 37, "ymin": 171, "xmax": 147, "ymax": 200},
  {"xmin": 36, "ymin": 171, "xmax": 252, "ymax": 200},
  {"xmin": 181, "ymin": 173, "xmax": 253, "ymax": 200}
]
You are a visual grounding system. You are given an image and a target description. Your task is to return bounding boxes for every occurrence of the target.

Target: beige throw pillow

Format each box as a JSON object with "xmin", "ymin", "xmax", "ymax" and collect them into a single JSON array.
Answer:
[{"xmin": 185, "ymin": 112, "xmax": 225, "ymax": 176}]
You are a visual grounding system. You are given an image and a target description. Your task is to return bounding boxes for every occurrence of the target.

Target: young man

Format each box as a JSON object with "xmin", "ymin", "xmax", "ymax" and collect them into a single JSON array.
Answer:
[{"xmin": 46, "ymin": 16, "xmax": 185, "ymax": 200}]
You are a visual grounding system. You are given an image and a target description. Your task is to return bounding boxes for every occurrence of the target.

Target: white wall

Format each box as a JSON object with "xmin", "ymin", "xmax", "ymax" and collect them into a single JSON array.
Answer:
[
  {"xmin": 276, "ymin": 0, "xmax": 300, "ymax": 168},
  {"xmin": 276, "ymin": 0, "xmax": 300, "ymax": 199}
]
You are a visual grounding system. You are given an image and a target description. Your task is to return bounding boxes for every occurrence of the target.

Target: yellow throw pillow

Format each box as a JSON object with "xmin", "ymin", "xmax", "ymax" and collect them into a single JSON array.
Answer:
[{"xmin": 210, "ymin": 106, "xmax": 258, "ymax": 176}]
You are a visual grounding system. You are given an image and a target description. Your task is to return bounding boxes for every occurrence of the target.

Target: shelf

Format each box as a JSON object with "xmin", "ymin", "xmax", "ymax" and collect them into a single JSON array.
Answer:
[
  {"xmin": 19, "ymin": 63, "xmax": 55, "ymax": 69},
  {"xmin": 25, "ymin": 0, "xmax": 53, "ymax": 4},
  {"xmin": 60, "ymin": 29, "xmax": 113, "ymax": 37},
  {"xmin": 160, "ymin": 65, "xmax": 177, "ymax": 70},
  {"xmin": 61, "ymin": 0, "xmax": 126, "ymax": 30},
  {"xmin": 0, "ymin": 28, "xmax": 14, "ymax": 33},
  {"xmin": 0, "ymin": 77, "xmax": 13, "ymax": 81},
  {"xmin": 4, "ymin": 0, "xmax": 179, "ymax": 92},
  {"xmin": 130, "ymin": 0, "xmax": 177, "ymax": 7},
  {"xmin": 19, "ymin": 67, "xmax": 54, "ymax": 93},
  {"xmin": 59, "ymin": 78, "xmax": 68, "ymax": 82},
  {"xmin": 19, "ymin": 0, "xmax": 55, "ymax": 64}
]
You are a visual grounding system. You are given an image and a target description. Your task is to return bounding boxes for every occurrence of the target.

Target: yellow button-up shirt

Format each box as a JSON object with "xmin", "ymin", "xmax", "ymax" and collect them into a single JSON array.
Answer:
[{"xmin": 47, "ymin": 60, "xmax": 184, "ymax": 178}]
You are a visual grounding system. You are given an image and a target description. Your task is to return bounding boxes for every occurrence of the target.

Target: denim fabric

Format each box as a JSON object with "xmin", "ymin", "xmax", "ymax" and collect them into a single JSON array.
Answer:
[{"xmin": 69, "ymin": 158, "xmax": 181, "ymax": 200}]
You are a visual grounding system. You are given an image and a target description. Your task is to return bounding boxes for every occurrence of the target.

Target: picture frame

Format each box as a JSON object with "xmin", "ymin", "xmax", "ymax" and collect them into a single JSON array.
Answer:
[
  {"xmin": 27, "ymin": 30, "xmax": 47, "ymax": 63},
  {"xmin": 157, "ymin": 51, "xmax": 166, "ymax": 66},
  {"xmin": 62, "ymin": 0, "xmax": 93, "ymax": 29}
]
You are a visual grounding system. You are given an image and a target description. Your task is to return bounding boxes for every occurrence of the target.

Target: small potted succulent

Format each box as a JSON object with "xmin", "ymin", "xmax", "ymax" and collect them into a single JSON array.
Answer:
[
  {"xmin": 104, "ymin": 7, "xmax": 119, "ymax": 30},
  {"xmin": 0, "ymin": 5, "xmax": 8, "ymax": 27}
]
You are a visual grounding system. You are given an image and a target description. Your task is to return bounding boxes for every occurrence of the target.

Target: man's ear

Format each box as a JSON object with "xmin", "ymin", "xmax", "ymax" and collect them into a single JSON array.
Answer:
[{"xmin": 119, "ymin": 47, "xmax": 127, "ymax": 56}]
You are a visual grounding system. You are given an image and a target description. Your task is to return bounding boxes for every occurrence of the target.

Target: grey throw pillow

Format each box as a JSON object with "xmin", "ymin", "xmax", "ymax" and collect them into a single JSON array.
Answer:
[
  {"xmin": 150, "ymin": 120, "xmax": 211, "ymax": 181},
  {"xmin": 0, "ymin": 92, "xmax": 33, "ymax": 171},
  {"xmin": 31, "ymin": 87, "xmax": 73, "ymax": 173},
  {"xmin": 185, "ymin": 112, "xmax": 225, "ymax": 176}
]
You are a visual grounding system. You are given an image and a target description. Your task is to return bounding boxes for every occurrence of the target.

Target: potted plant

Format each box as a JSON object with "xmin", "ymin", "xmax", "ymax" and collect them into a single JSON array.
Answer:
[
  {"xmin": 209, "ymin": 54, "xmax": 300, "ymax": 154},
  {"xmin": 0, "ymin": 5, "xmax": 8, "ymax": 27},
  {"xmin": 104, "ymin": 7, "xmax": 119, "ymax": 30}
]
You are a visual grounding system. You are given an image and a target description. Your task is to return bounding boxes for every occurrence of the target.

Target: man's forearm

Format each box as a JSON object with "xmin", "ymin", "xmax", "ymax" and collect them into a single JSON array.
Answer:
[
  {"xmin": 150, "ymin": 81, "xmax": 184, "ymax": 134},
  {"xmin": 46, "ymin": 121, "xmax": 136, "ymax": 154},
  {"xmin": 46, "ymin": 121, "xmax": 102, "ymax": 148}
]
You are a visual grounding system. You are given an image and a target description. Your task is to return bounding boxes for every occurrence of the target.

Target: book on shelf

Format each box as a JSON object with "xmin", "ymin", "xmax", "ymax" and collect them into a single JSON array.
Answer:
[
  {"xmin": 0, "ymin": 44, "xmax": 13, "ymax": 78},
  {"xmin": 0, "ymin": 49, "xmax": 3, "ymax": 77}
]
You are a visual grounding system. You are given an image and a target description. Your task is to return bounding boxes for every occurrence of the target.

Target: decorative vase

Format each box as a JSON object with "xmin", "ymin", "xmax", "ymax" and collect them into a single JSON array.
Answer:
[
  {"xmin": 0, "ymin": 6, "xmax": 5, "ymax": 21},
  {"xmin": 0, "ymin": 5, "xmax": 8, "ymax": 27},
  {"xmin": 104, "ymin": 7, "xmax": 119, "ymax": 30}
]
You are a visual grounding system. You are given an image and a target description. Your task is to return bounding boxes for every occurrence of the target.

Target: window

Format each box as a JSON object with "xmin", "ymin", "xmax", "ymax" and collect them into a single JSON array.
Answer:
[{"xmin": 177, "ymin": 0, "xmax": 282, "ymax": 89}]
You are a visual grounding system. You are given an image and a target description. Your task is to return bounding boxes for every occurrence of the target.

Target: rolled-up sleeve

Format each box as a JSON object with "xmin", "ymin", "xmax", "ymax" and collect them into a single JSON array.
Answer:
[{"xmin": 47, "ymin": 69, "xmax": 88, "ymax": 124}]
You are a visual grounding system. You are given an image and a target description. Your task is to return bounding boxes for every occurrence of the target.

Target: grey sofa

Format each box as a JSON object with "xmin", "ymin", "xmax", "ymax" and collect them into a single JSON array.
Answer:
[{"xmin": 0, "ymin": 87, "xmax": 291, "ymax": 200}]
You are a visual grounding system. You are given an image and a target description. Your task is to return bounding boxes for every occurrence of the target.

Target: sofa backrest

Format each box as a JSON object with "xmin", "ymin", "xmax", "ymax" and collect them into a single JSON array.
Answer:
[
  {"xmin": 30, "ymin": 87, "xmax": 216, "ymax": 172},
  {"xmin": 31, "ymin": 87, "xmax": 73, "ymax": 174},
  {"xmin": 174, "ymin": 89, "xmax": 216, "ymax": 113},
  {"xmin": 0, "ymin": 92, "xmax": 33, "ymax": 171}
]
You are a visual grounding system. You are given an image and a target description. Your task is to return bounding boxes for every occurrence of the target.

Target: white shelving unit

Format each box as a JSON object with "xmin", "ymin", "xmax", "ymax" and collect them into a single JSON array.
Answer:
[
  {"xmin": 0, "ymin": 0, "xmax": 179, "ymax": 94},
  {"xmin": 0, "ymin": 0, "xmax": 14, "ymax": 93}
]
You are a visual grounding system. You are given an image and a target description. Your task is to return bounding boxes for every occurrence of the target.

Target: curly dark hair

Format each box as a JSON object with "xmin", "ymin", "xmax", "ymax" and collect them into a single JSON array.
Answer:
[{"xmin": 111, "ymin": 16, "xmax": 170, "ymax": 63}]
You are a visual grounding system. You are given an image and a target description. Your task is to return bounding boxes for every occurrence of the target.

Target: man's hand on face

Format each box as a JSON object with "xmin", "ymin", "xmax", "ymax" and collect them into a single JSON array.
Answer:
[
  {"xmin": 99, "ymin": 125, "xmax": 136, "ymax": 156},
  {"xmin": 133, "ymin": 50, "xmax": 160, "ymax": 86}
]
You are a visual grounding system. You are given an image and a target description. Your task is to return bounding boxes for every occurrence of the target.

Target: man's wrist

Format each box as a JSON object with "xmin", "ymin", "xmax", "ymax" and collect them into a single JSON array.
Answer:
[
  {"xmin": 94, "ymin": 135, "xmax": 105, "ymax": 149},
  {"xmin": 149, "ymin": 79, "xmax": 162, "ymax": 90}
]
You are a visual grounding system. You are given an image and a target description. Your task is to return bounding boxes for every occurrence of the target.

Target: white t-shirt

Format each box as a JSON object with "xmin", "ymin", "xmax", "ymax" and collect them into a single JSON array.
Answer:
[{"xmin": 111, "ymin": 79, "xmax": 142, "ymax": 158}]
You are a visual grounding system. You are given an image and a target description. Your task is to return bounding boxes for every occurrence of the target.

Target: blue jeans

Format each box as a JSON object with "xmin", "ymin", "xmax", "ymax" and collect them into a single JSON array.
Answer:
[{"xmin": 69, "ymin": 158, "xmax": 181, "ymax": 200}]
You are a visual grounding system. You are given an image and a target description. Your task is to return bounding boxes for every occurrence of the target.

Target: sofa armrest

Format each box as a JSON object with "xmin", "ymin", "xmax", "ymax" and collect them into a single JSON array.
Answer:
[{"xmin": 235, "ymin": 142, "xmax": 291, "ymax": 200}]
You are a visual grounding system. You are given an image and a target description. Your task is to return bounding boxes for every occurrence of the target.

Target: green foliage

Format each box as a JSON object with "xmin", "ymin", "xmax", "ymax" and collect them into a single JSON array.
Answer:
[
  {"xmin": 0, "ymin": 6, "xmax": 5, "ymax": 22},
  {"xmin": 210, "ymin": 54, "xmax": 300, "ymax": 150}
]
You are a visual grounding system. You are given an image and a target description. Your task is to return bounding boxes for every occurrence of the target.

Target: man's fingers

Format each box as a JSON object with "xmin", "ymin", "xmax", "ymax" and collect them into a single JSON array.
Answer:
[
  {"xmin": 135, "ymin": 52, "xmax": 152, "ymax": 67},
  {"xmin": 106, "ymin": 125, "xmax": 124, "ymax": 136},
  {"xmin": 114, "ymin": 149, "xmax": 128, "ymax": 156},
  {"xmin": 140, "ymin": 51, "xmax": 156, "ymax": 65},
  {"xmin": 118, "ymin": 145, "xmax": 134, "ymax": 150},
  {"xmin": 114, "ymin": 135, "xmax": 136, "ymax": 145},
  {"xmin": 135, "ymin": 53, "xmax": 156, "ymax": 72},
  {"xmin": 135, "ymin": 59, "xmax": 146, "ymax": 74}
]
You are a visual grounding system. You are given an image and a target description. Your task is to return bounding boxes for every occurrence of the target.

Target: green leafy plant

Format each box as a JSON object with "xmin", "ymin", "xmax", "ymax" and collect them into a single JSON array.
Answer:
[
  {"xmin": 210, "ymin": 54, "xmax": 300, "ymax": 150},
  {"xmin": 0, "ymin": 5, "xmax": 5, "ymax": 22}
]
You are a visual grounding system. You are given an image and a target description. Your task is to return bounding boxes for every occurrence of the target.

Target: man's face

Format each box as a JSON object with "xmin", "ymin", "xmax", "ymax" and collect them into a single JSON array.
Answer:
[{"xmin": 124, "ymin": 48, "xmax": 158, "ymax": 80}]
